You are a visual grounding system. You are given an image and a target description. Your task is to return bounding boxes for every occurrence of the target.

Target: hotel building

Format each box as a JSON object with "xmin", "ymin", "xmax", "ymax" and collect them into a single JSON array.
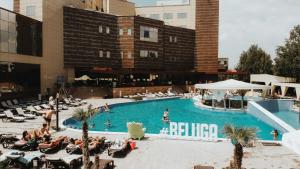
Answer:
[{"xmin": 0, "ymin": 0, "xmax": 219, "ymax": 99}]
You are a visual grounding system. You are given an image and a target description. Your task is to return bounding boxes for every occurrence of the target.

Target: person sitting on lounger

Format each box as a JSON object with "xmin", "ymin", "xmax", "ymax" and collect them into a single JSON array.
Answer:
[
  {"xmin": 40, "ymin": 123, "xmax": 51, "ymax": 138},
  {"xmin": 103, "ymin": 103, "xmax": 110, "ymax": 112},
  {"xmin": 162, "ymin": 109, "xmax": 170, "ymax": 122},
  {"xmin": 43, "ymin": 105, "xmax": 55, "ymax": 128},
  {"xmin": 22, "ymin": 130, "xmax": 31, "ymax": 141}
]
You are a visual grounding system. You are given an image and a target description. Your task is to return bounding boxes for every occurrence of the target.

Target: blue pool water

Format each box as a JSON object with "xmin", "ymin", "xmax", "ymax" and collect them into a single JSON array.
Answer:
[
  {"xmin": 64, "ymin": 99, "xmax": 280, "ymax": 140},
  {"xmin": 273, "ymin": 111, "xmax": 300, "ymax": 130}
]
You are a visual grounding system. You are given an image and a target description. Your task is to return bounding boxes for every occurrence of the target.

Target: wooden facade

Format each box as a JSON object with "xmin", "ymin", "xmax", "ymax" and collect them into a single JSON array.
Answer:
[
  {"xmin": 63, "ymin": 7, "xmax": 196, "ymax": 73},
  {"xmin": 195, "ymin": 0, "xmax": 219, "ymax": 74},
  {"xmin": 133, "ymin": 16, "xmax": 164, "ymax": 70},
  {"xmin": 63, "ymin": 7, "xmax": 121, "ymax": 68},
  {"xmin": 163, "ymin": 25, "xmax": 195, "ymax": 71}
]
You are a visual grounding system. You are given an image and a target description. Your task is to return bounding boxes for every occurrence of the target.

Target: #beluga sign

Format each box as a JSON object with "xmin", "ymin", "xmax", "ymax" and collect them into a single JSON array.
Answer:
[{"xmin": 161, "ymin": 122, "xmax": 218, "ymax": 141}]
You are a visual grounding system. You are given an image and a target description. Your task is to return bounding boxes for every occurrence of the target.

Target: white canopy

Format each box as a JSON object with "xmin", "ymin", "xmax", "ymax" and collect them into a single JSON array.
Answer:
[
  {"xmin": 75, "ymin": 75, "xmax": 93, "ymax": 81},
  {"xmin": 195, "ymin": 79, "xmax": 270, "ymax": 90}
]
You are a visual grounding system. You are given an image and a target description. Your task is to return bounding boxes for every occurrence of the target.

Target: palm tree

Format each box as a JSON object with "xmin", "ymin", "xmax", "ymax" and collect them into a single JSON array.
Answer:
[
  {"xmin": 73, "ymin": 105, "xmax": 96, "ymax": 169},
  {"xmin": 223, "ymin": 125, "xmax": 257, "ymax": 169}
]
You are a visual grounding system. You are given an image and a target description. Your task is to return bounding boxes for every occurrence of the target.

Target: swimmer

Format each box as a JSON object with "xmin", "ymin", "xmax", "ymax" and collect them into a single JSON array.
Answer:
[{"xmin": 162, "ymin": 109, "xmax": 170, "ymax": 122}]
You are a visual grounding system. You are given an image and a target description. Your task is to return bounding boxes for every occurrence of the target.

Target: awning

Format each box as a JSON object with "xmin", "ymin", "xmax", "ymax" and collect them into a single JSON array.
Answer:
[{"xmin": 195, "ymin": 79, "xmax": 270, "ymax": 90}]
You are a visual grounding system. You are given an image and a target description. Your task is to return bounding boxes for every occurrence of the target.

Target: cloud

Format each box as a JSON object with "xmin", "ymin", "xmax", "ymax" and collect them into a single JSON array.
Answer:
[
  {"xmin": 0, "ymin": 0, "xmax": 13, "ymax": 10},
  {"xmin": 220, "ymin": 0, "xmax": 300, "ymax": 68}
]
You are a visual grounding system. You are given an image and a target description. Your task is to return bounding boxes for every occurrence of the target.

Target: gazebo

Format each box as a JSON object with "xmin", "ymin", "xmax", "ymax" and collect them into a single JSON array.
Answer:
[{"xmin": 194, "ymin": 79, "xmax": 271, "ymax": 110}]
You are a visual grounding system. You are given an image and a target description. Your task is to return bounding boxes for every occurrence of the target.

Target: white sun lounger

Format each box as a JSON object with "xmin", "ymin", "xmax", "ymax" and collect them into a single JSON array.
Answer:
[
  {"xmin": 16, "ymin": 108, "xmax": 36, "ymax": 119},
  {"xmin": 27, "ymin": 106, "xmax": 45, "ymax": 115},
  {"xmin": 4, "ymin": 110, "xmax": 25, "ymax": 122}
]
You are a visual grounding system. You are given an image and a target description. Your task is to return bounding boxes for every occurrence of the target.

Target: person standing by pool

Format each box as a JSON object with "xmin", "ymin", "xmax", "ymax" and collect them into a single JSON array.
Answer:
[
  {"xmin": 43, "ymin": 105, "xmax": 55, "ymax": 128},
  {"xmin": 162, "ymin": 109, "xmax": 169, "ymax": 122},
  {"xmin": 271, "ymin": 129, "xmax": 279, "ymax": 140}
]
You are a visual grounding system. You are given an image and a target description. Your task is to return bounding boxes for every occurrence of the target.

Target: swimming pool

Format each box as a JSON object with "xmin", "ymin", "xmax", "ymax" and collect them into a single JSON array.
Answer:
[
  {"xmin": 273, "ymin": 110, "xmax": 300, "ymax": 130},
  {"xmin": 63, "ymin": 98, "xmax": 280, "ymax": 140}
]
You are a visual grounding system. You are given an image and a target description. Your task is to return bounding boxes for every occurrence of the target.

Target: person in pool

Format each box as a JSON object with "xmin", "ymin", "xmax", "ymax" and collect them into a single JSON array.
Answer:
[
  {"xmin": 103, "ymin": 103, "xmax": 110, "ymax": 112},
  {"xmin": 271, "ymin": 129, "xmax": 279, "ymax": 140},
  {"xmin": 162, "ymin": 109, "xmax": 170, "ymax": 122}
]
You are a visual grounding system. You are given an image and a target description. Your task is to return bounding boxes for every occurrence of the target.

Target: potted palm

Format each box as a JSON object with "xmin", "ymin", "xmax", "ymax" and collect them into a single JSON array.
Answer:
[{"xmin": 224, "ymin": 125, "xmax": 257, "ymax": 169}]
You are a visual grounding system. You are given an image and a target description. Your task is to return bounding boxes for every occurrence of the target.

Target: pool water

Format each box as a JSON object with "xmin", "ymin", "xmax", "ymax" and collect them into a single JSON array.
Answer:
[
  {"xmin": 64, "ymin": 99, "xmax": 280, "ymax": 140},
  {"xmin": 273, "ymin": 111, "xmax": 300, "ymax": 130}
]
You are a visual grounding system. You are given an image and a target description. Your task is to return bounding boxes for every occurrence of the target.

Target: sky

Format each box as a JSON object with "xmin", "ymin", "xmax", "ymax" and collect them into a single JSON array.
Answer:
[{"xmin": 1, "ymin": 0, "xmax": 300, "ymax": 68}]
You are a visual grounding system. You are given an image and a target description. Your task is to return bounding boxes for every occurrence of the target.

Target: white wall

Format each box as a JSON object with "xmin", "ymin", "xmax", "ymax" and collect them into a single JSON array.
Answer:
[{"xmin": 135, "ymin": 0, "xmax": 195, "ymax": 29}]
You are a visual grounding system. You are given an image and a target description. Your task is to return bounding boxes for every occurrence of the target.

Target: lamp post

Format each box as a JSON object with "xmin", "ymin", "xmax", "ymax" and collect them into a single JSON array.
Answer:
[{"xmin": 56, "ymin": 92, "xmax": 60, "ymax": 131}]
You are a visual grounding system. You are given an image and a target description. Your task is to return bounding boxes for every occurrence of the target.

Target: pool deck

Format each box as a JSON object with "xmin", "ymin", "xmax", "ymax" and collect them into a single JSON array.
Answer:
[{"xmin": 1, "ymin": 98, "xmax": 300, "ymax": 169}]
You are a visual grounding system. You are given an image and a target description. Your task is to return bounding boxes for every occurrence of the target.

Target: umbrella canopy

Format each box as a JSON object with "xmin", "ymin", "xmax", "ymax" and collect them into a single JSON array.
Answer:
[
  {"xmin": 195, "ymin": 79, "xmax": 270, "ymax": 90},
  {"xmin": 75, "ymin": 75, "xmax": 93, "ymax": 81}
]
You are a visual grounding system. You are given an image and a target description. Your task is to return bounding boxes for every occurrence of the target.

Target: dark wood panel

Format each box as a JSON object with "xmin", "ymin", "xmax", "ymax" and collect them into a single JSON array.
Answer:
[{"xmin": 63, "ymin": 7, "xmax": 121, "ymax": 69}]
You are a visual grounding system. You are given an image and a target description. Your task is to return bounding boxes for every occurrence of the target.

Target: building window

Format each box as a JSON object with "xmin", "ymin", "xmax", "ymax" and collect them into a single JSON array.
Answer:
[
  {"xmin": 169, "ymin": 36, "xmax": 172, "ymax": 43},
  {"xmin": 106, "ymin": 27, "xmax": 110, "ymax": 34},
  {"xmin": 106, "ymin": 51, "xmax": 110, "ymax": 58},
  {"xmin": 174, "ymin": 37, "xmax": 177, "ymax": 43},
  {"xmin": 0, "ymin": 9, "xmax": 9, "ymax": 21},
  {"xmin": 120, "ymin": 51, "xmax": 123, "ymax": 59},
  {"xmin": 99, "ymin": 26, "xmax": 103, "ymax": 33},
  {"xmin": 0, "ymin": 31, "xmax": 9, "ymax": 52},
  {"xmin": 26, "ymin": 6, "xmax": 36, "ymax": 16},
  {"xmin": 177, "ymin": 13, "xmax": 187, "ymax": 19},
  {"xmin": 140, "ymin": 50, "xmax": 158, "ymax": 58},
  {"xmin": 140, "ymin": 26, "xmax": 158, "ymax": 42},
  {"xmin": 149, "ymin": 14, "xmax": 160, "ymax": 20},
  {"xmin": 99, "ymin": 50, "xmax": 103, "ymax": 57},
  {"xmin": 119, "ymin": 28, "xmax": 123, "ymax": 35},
  {"xmin": 128, "ymin": 52, "xmax": 132, "ymax": 59},
  {"xmin": 163, "ymin": 13, "xmax": 173, "ymax": 19},
  {"xmin": 128, "ymin": 28, "xmax": 132, "ymax": 36}
]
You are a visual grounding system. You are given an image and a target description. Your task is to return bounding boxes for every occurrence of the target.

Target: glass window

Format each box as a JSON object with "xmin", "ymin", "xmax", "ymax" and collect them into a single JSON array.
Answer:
[
  {"xmin": 0, "ymin": 9, "xmax": 9, "ymax": 21},
  {"xmin": 163, "ymin": 13, "xmax": 173, "ymax": 19},
  {"xmin": 106, "ymin": 51, "xmax": 110, "ymax": 58},
  {"xmin": 174, "ymin": 37, "xmax": 177, "ymax": 43},
  {"xmin": 140, "ymin": 26, "xmax": 158, "ymax": 42},
  {"xmin": 8, "ymin": 42, "xmax": 16, "ymax": 53},
  {"xmin": 128, "ymin": 52, "xmax": 132, "ymax": 59},
  {"xmin": 8, "ymin": 23, "xmax": 16, "ymax": 33},
  {"xmin": 99, "ymin": 50, "xmax": 103, "ymax": 57},
  {"xmin": 106, "ymin": 27, "xmax": 110, "ymax": 34},
  {"xmin": 140, "ymin": 50, "xmax": 158, "ymax": 58},
  {"xmin": 177, "ymin": 13, "xmax": 187, "ymax": 19},
  {"xmin": 119, "ymin": 28, "xmax": 123, "ymax": 35},
  {"xmin": 26, "ymin": 6, "xmax": 36, "ymax": 16},
  {"xmin": 127, "ymin": 28, "xmax": 132, "ymax": 36},
  {"xmin": 99, "ymin": 26, "xmax": 103, "ymax": 33},
  {"xmin": 0, "ymin": 21, "xmax": 8, "ymax": 31},
  {"xmin": 149, "ymin": 14, "xmax": 160, "ymax": 20},
  {"xmin": 0, "ymin": 31, "xmax": 9, "ymax": 52},
  {"xmin": 8, "ymin": 13, "xmax": 16, "ymax": 23},
  {"xmin": 169, "ymin": 36, "xmax": 172, "ymax": 42}
]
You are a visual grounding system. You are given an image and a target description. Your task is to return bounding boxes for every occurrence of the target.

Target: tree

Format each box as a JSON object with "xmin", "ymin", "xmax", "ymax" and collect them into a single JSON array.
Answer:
[
  {"xmin": 274, "ymin": 25, "xmax": 300, "ymax": 81},
  {"xmin": 73, "ymin": 105, "xmax": 96, "ymax": 169},
  {"xmin": 224, "ymin": 125, "xmax": 257, "ymax": 169},
  {"xmin": 236, "ymin": 45, "xmax": 273, "ymax": 75}
]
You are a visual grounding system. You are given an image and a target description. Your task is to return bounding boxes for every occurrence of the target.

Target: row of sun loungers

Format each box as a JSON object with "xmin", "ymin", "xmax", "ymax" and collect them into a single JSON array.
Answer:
[
  {"xmin": 124, "ymin": 91, "xmax": 178, "ymax": 100},
  {"xmin": 0, "ymin": 97, "xmax": 87, "ymax": 123},
  {"xmin": 0, "ymin": 133, "xmax": 126, "ymax": 169}
]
